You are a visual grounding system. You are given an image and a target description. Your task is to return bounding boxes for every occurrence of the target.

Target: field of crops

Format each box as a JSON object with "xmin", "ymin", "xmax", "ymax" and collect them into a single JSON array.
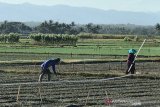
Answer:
[
  {"xmin": 0, "ymin": 73, "xmax": 160, "ymax": 107},
  {"xmin": 0, "ymin": 61, "xmax": 160, "ymax": 107},
  {"xmin": 0, "ymin": 38, "xmax": 160, "ymax": 107},
  {"xmin": 0, "ymin": 39, "xmax": 159, "ymax": 56}
]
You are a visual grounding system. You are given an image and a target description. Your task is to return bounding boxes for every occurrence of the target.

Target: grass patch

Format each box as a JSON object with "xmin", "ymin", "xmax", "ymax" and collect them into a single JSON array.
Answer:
[{"xmin": 0, "ymin": 39, "xmax": 159, "ymax": 56}]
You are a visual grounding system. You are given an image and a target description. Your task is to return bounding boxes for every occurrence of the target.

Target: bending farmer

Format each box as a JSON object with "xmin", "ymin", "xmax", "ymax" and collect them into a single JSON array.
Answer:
[
  {"xmin": 39, "ymin": 58, "xmax": 61, "ymax": 82},
  {"xmin": 126, "ymin": 49, "xmax": 137, "ymax": 74}
]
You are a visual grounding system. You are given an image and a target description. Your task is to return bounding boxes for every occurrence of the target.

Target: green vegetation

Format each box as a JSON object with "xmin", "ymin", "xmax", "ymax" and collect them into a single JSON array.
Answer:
[
  {"xmin": 0, "ymin": 33, "xmax": 20, "ymax": 43},
  {"xmin": 0, "ymin": 32, "xmax": 159, "ymax": 75},
  {"xmin": 1, "ymin": 18, "xmax": 160, "ymax": 107},
  {"xmin": 0, "ymin": 29, "xmax": 159, "ymax": 107},
  {"xmin": 1, "ymin": 20, "xmax": 160, "ymax": 36},
  {"xmin": 30, "ymin": 33, "xmax": 78, "ymax": 46},
  {"xmin": 0, "ymin": 37, "xmax": 159, "ymax": 57}
]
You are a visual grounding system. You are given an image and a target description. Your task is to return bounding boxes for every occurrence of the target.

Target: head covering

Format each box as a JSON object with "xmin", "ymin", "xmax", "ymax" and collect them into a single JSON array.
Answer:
[
  {"xmin": 128, "ymin": 49, "xmax": 137, "ymax": 54},
  {"xmin": 55, "ymin": 58, "xmax": 60, "ymax": 63}
]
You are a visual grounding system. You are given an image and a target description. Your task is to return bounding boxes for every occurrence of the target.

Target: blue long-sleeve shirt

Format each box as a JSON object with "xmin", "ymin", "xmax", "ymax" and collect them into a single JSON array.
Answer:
[{"xmin": 41, "ymin": 59, "xmax": 57, "ymax": 72}]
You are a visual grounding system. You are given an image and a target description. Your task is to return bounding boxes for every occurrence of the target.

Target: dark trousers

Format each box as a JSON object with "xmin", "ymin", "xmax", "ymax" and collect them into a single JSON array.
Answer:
[
  {"xmin": 39, "ymin": 68, "xmax": 51, "ymax": 82},
  {"xmin": 126, "ymin": 63, "xmax": 135, "ymax": 74}
]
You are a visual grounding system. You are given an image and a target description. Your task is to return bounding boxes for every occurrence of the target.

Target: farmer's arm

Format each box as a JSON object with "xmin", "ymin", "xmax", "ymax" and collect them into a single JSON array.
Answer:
[
  {"xmin": 127, "ymin": 54, "xmax": 131, "ymax": 63},
  {"xmin": 52, "ymin": 65, "xmax": 57, "ymax": 75}
]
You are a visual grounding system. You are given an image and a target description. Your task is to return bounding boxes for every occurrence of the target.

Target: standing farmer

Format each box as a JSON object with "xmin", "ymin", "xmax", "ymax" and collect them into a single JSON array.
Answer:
[
  {"xmin": 39, "ymin": 58, "xmax": 61, "ymax": 82},
  {"xmin": 126, "ymin": 49, "xmax": 137, "ymax": 74}
]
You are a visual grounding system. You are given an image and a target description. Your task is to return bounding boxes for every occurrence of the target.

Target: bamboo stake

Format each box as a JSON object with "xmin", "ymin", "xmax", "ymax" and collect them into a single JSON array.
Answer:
[
  {"xmin": 85, "ymin": 90, "xmax": 90, "ymax": 106},
  {"xmin": 16, "ymin": 85, "xmax": 21, "ymax": 102},
  {"xmin": 38, "ymin": 82, "xmax": 43, "ymax": 106}
]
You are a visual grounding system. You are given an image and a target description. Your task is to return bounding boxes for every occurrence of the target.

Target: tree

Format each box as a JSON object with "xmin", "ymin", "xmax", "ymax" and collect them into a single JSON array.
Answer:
[
  {"xmin": 86, "ymin": 23, "xmax": 93, "ymax": 33},
  {"xmin": 155, "ymin": 23, "xmax": 160, "ymax": 35},
  {"xmin": 85, "ymin": 23, "xmax": 101, "ymax": 34},
  {"xmin": 155, "ymin": 23, "xmax": 160, "ymax": 31},
  {"xmin": 0, "ymin": 21, "xmax": 32, "ymax": 34}
]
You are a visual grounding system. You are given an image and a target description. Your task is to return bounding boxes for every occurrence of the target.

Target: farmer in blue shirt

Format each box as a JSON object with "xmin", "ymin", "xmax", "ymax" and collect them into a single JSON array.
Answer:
[{"xmin": 39, "ymin": 58, "xmax": 60, "ymax": 82}]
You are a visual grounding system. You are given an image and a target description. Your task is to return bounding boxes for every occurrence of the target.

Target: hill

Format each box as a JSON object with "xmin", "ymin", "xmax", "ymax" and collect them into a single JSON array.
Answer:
[{"xmin": 0, "ymin": 2, "xmax": 160, "ymax": 25}]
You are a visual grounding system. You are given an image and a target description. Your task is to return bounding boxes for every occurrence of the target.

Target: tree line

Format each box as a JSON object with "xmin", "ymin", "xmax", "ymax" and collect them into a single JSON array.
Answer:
[{"xmin": 0, "ymin": 20, "xmax": 160, "ymax": 36}]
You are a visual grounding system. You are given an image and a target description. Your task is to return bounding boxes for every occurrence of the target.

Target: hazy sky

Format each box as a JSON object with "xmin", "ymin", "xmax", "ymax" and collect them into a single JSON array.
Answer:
[{"xmin": 0, "ymin": 0, "xmax": 160, "ymax": 12}]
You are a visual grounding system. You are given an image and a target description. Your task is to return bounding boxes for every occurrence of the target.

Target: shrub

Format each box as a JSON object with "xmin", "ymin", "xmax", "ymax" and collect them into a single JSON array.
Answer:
[
  {"xmin": 0, "ymin": 33, "xmax": 20, "ymax": 43},
  {"xmin": 29, "ymin": 34, "xmax": 78, "ymax": 46}
]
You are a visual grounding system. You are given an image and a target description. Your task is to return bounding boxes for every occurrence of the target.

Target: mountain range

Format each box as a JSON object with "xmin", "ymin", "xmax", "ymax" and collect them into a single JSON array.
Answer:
[{"xmin": 0, "ymin": 2, "xmax": 160, "ymax": 25}]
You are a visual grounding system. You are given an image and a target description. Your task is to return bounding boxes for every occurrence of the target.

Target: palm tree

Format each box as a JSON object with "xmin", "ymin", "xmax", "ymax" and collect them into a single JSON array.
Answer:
[
  {"xmin": 86, "ymin": 23, "xmax": 93, "ymax": 33},
  {"xmin": 155, "ymin": 23, "xmax": 160, "ymax": 35},
  {"xmin": 71, "ymin": 21, "xmax": 75, "ymax": 26},
  {"xmin": 155, "ymin": 23, "xmax": 160, "ymax": 31}
]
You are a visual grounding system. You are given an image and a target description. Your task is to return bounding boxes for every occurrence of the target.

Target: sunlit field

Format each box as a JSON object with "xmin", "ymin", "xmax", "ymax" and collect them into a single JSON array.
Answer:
[{"xmin": 0, "ymin": 37, "xmax": 160, "ymax": 106}]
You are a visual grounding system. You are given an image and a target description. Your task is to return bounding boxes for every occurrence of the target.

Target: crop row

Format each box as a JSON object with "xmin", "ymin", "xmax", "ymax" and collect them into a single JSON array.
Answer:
[
  {"xmin": 0, "ymin": 73, "xmax": 160, "ymax": 106},
  {"xmin": 0, "ymin": 61, "xmax": 160, "ymax": 77},
  {"xmin": 30, "ymin": 34, "xmax": 78, "ymax": 46}
]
